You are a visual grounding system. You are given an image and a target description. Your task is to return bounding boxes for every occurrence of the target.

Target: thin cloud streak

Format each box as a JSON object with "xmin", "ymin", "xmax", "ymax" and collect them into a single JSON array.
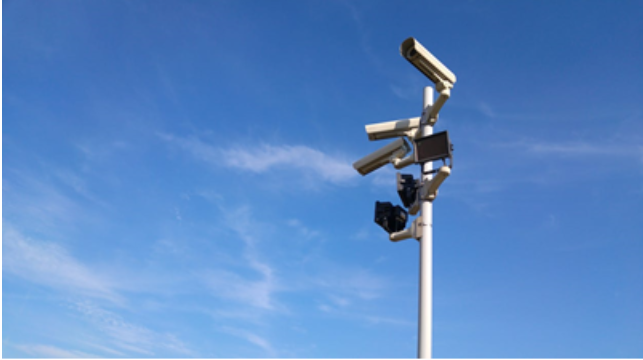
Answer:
[
  {"xmin": 3, "ymin": 170, "xmax": 88, "ymax": 234},
  {"xmin": 3, "ymin": 226, "xmax": 123, "ymax": 304},
  {"xmin": 219, "ymin": 326, "xmax": 276, "ymax": 357},
  {"xmin": 73, "ymin": 301, "xmax": 196, "ymax": 357},
  {"xmin": 523, "ymin": 141, "xmax": 642, "ymax": 156},
  {"xmin": 203, "ymin": 269, "xmax": 276, "ymax": 310},
  {"xmin": 13, "ymin": 344, "xmax": 98, "ymax": 359},
  {"xmin": 158, "ymin": 133, "xmax": 357, "ymax": 185},
  {"xmin": 370, "ymin": 166, "xmax": 397, "ymax": 187},
  {"xmin": 221, "ymin": 145, "xmax": 354, "ymax": 183},
  {"xmin": 491, "ymin": 138, "xmax": 643, "ymax": 162},
  {"xmin": 303, "ymin": 261, "xmax": 391, "ymax": 302},
  {"xmin": 200, "ymin": 205, "xmax": 283, "ymax": 312},
  {"xmin": 3, "ymin": 226, "xmax": 197, "ymax": 357},
  {"xmin": 315, "ymin": 302, "xmax": 414, "ymax": 327}
]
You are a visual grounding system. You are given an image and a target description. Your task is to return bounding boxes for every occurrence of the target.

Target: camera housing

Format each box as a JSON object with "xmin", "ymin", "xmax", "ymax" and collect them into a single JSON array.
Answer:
[
  {"xmin": 365, "ymin": 117, "xmax": 421, "ymax": 141},
  {"xmin": 353, "ymin": 138, "xmax": 412, "ymax": 175},
  {"xmin": 374, "ymin": 201, "xmax": 409, "ymax": 234},
  {"xmin": 400, "ymin": 37, "xmax": 456, "ymax": 86},
  {"xmin": 396, "ymin": 173, "xmax": 419, "ymax": 208},
  {"xmin": 400, "ymin": 37, "xmax": 457, "ymax": 125}
]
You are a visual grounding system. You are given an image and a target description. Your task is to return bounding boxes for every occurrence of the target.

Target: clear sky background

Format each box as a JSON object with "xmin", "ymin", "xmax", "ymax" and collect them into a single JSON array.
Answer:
[{"xmin": 3, "ymin": 0, "xmax": 643, "ymax": 358}]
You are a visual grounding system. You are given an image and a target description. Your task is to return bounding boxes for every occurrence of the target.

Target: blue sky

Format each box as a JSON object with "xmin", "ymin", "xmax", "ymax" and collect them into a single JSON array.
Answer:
[{"xmin": 2, "ymin": 0, "xmax": 643, "ymax": 358}]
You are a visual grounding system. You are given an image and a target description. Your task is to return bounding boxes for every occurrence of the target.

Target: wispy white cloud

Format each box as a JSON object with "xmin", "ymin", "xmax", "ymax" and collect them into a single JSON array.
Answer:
[
  {"xmin": 330, "ymin": 269, "xmax": 388, "ymax": 300},
  {"xmin": 489, "ymin": 137, "xmax": 643, "ymax": 175},
  {"xmin": 512, "ymin": 139, "xmax": 643, "ymax": 157},
  {"xmin": 51, "ymin": 168, "xmax": 109, "ymax": 208},
  {"xmin": 389, "ymin": 75, "xmax": 428, "ymax": 101},
  {"xmin": 351, "ymin": 226, "xmax": 371, "ymax": 241},
  {"xmin": 221, "ymin": 144, "xmax": 355, "ymax": 183},
  {"xmin": 200, "ymin": 205, "xmax": 283, "ymax": 313},
  {"xmin": 3, "ymin": 225, "xmax": 197, "ymax": 357},
  {"xmin": 200, "ymin": 307, "xmax": 266, "ymax": 324},
  {"xmin": 73, "ymin": 301, "xmax": 196, "ymax": 357},
  {"xmin": 315, "ymin": 302, "xmax": 414, "ymax": 328},
  {"xmin": 74, "ymin": 138, "xmax": 131, "ymax": 165},
  {"xmin": 197, "ymin": 204, "xmax": 394, "ymax": 327},
  {"xmin": 203, "ymin": 269, "xmax": 277, "ymax": 310},
  {"xmin": 477, "ymin": 101, "xmax": 497, "ymax": 118},
  {"xmin": 218, "ymin": 326, "xmax": 276, "ymax": 357},
  {"xmin": 370, "ymin": 165, "xmax": 397, "ymax": 187},
  {"xmin": 2, "ymin": 226, "xmax": 122, "ymax": 303},
  {"xmin": 310, "ymin": 263, "xmax": 390, "ymax": 301},
  {"xmin": 13, "ymin": 344, "xmax": 98, "ymax": 358},
  {"xmin": 158, "ymin": 133, "xmax": 357, "ymax": 185},
  {"xmin": 363, "ymin": 314, "xmax": 416, "ymax": 327},
  {"xmin": 328, "ymin": 294, "xmax": 351, "ymax": 307},
  {"xmin": 3, "ymin": 170, "xmax": 87, "ymax": 234},
  {"xmin": 79, "ymin": 341, "xmax": 126, "ymax": 357},
  {"xmin": 286, "ymin": 218, "xmax": 321, "ymax": 239}
]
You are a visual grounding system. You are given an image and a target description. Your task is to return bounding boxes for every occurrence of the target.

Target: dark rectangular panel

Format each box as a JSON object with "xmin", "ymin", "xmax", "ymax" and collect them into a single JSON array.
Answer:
[{"xmin": 414, "ymin": 131, "xmax": 451, "ymax": 163}]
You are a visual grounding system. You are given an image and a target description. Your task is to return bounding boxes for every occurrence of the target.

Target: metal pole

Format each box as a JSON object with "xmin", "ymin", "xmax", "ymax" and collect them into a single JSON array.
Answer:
[{"xmin": 418, "ymin": 86, "xmax": 434, "ymax": 359}]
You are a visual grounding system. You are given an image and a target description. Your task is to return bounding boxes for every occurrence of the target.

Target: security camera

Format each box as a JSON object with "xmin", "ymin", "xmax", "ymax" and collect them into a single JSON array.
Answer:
[
  {"xmin": 375, "ymin": 201, "xmax": 409, "ymax": 234},
  {"xmin": 396, "ymin": 173, "xmax": 419, "ymax": 208},
  {"xmin": 400, "ymin": 37, "xmax": 457, "ymax": 125},
  {"xmin": 353, "ymin": 138, "xmax": 412, "ymax": 175},
  {"xmin": 365, "ymin": 117, "xmax": 421, "ymax": 141},
  {"xmin": 420, "ymin": 166, "xmax": 451, "ymax": 201},
  {"xmin": 397, "ymin": 173, "xmax": 421, "ymax": 215},
  {"xmin": 400, "ymin": 37, "xmax": 456, "ymax": 86}
]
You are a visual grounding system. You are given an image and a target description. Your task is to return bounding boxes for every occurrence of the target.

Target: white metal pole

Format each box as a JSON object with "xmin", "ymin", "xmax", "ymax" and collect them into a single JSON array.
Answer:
[{"xmin": 418, "ymin": 86, "xmax": 434, "ymax": 359}]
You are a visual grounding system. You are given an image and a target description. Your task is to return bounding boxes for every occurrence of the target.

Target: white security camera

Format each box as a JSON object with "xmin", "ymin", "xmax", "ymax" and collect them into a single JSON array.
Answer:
[
  {"xmin": 353, "ymin": 138, "xmax": 412, "ymax": 175},
  {"xmin": 400, "ymin": 37, "xmax": 457, "ymax": 126},
  {"xmin": 400, "ymin": 37, "xmax": 456, "ymax": 86},
  {"xmin": 389, "ymin": 217, "xmax": 423, "ymax": 242},
  {"xmin": 420, "ymin": 166, "xmax": 451, "ymax": 201},
  {"xmin": 365, "ymin": 117, "xmax": 421, "ymax": 141}
]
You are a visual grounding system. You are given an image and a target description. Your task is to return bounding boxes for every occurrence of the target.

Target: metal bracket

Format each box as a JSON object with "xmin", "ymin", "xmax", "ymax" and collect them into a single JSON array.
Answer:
[
  {"xmin": 389, "ymin": 217, "xmax": 423, "ymax": 242},
  {"xmin": 420, "ymin": 166, "xmax": 451, "ymax": 202}
]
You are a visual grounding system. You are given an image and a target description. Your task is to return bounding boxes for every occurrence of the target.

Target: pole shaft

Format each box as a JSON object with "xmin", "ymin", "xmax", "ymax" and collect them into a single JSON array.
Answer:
[{"xmin": 418, "ymin": 86, "xmax": 434, "ymax": 359}]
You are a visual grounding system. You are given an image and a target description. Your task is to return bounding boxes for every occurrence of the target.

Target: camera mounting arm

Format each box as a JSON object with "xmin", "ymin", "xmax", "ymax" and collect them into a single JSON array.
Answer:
[
  {"xmin": 389, "ymin": 217, "xmax": 423, "ymax": 242},
  {"xmin": 422, "ymin": 81, "xmax": 452, "ymax": 126}
]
